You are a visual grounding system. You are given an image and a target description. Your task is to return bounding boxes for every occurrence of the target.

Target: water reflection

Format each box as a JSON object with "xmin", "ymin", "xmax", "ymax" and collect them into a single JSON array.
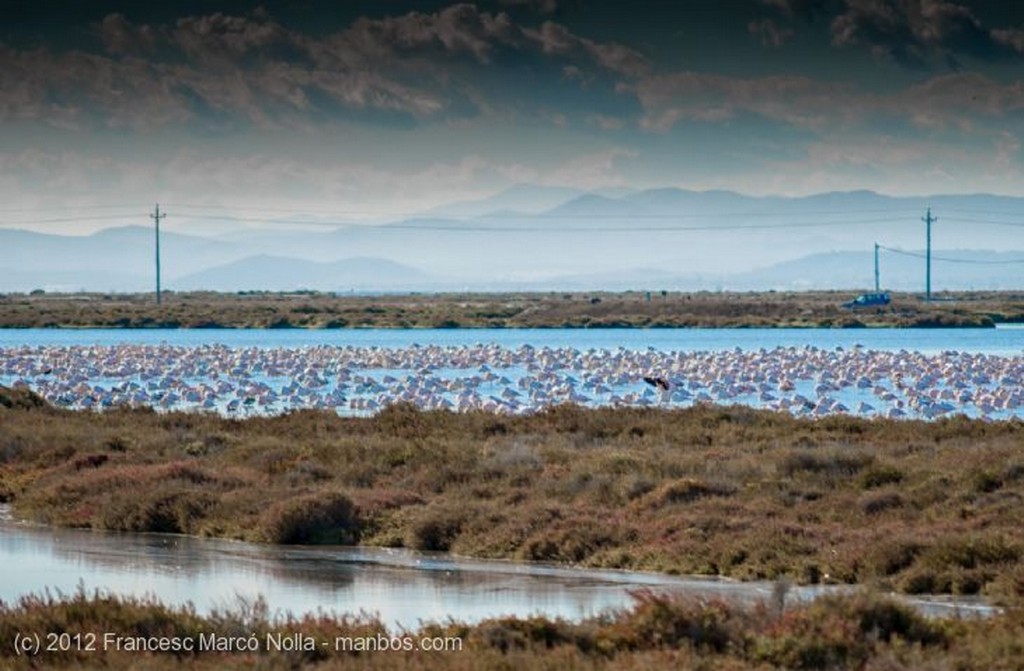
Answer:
[{"xmin": 0, "ymin": 512, "xmax": 998, "ymax": 628}]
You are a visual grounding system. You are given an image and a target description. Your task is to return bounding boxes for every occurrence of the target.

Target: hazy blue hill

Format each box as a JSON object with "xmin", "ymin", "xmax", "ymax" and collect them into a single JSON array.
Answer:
[
  {"xmin": 379, "ymin": 217, "xmax": 481, "ymax": 229},
  {"xmin": 730, "ymin": 249, "xmax": 1024, "ymax": 291},
  {"xmin": 622, "ymin": 188, "xmax": 770, "ymax": 213},
  {"xmin": 174, "ymin": 255, "xmax": 435, "ymax": 292},
  {"xmin": 3, "ymin": 187, "xmax": 1024, "ymax": 293},
  {"xmin": 591, "ymin": 187, "xmax": 639, "ymax": 199},
  {"xmin": 427, "ymin": 184, "xmax": 586, "ymax": 217},
  {"xmin": 0, "ymin": 267, "xmax": 150, "ymax": 293},
  {"xmin": 929, "ymin": 193, "xmax": 1024, "ymax": 214},
  {"xmin": 0, "ymin": 228, "xmax": 55, "ymax": 246},
  {"xmin": 516, "ymin": 267, "xmax": 694, "ymax": 291},
  {"xmin": 209, "ymin": 228, "xmax": 355, "ymax": 262},
  {"xmin": 795, "ymin": 190, "xmax": 900, "ymax": 208},
  {"xmin": 0, "ymin": 226, "xmax": 237, "ymax": 277},
  {"xmin": 541, "ymin": 194, "xmax": 651, "ymax": 219}
]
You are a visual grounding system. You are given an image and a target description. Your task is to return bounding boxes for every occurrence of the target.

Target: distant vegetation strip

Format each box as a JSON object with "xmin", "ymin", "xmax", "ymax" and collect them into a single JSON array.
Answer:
[
  {"xmin": 2, "ymin": 587, "xmax": 1024, "ymax": 670},
  {"xmin": 2, "ymin": 388, "xmax": 1023, "ymax": 603},
  {"xmin": 2, "ymin": 290, "xmax": 1024, "ymax": 328}
]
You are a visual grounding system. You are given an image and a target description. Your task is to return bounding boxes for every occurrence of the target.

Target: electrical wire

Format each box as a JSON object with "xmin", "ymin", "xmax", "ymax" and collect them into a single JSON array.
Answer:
[
  {"xmin": 941, "ymin": 217, "xmax": 1024, "ymax": 228},
  {"xmin": 878, "ymin": 245, "xmax": 1024, "ymax": 265},
  {"xmin": 164, "ymin": 202, "xmax": 919, "ymax": 220},
  {"xmin": 0, "ymin": 214, "xmax": 141, "ymax": 225},
  {"xmin": 157, "ymin": 211, "xmax": 910, "ymax": 232},
  {"xmin": 2, "ymin": 205, "xmax": 1024, "ymax": 235},
  {"xmin": 0, "ymin": 204, "xmax": 150, "ymax": 214}
]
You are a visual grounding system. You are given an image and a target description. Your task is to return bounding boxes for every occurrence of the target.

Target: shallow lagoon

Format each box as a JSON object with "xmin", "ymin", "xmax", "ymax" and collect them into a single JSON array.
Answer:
[
  {"xmin": 0, "ymin": 510, "xmax": 996, "ymax": 629},
  {"xmin": 1, "ymin": 326, "xmax": 1023, "ymax": 354},
  {"xmin": 3, "ymin": 327, "xmax": 1023, "ymax": 419}
]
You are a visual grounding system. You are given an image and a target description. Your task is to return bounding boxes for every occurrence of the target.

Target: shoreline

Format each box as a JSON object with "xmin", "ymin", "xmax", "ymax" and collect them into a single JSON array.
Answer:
[
  {"xmin": 2, "ymin": 402, "xmax": 1022, "ymax": 604},
  {"xmin": 0, "ymin": 504, "xmax": 1000, "ymax": 623},
  {"xmin": 1, "ymin": 587, "xmax": 1018, "ymax": 670},
  {"xmin": 0, "ymin": 322, "xmax": 1010, "ymax": 330},
  {"xmin": 1, "ymin": 290, "xmax": 1020, "ymax": 329}
]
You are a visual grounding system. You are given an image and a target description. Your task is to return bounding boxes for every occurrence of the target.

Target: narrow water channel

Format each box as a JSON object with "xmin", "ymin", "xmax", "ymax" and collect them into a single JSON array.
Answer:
[{"xmin": 0, "ymin": 508, "xmax": 997, "ymax": 629}]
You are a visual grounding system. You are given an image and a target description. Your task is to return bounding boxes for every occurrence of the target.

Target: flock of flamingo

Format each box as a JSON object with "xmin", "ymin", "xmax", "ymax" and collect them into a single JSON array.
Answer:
[{"xmin": 2, "ymin": 342, "xmax": 1023, "ymax": 421}]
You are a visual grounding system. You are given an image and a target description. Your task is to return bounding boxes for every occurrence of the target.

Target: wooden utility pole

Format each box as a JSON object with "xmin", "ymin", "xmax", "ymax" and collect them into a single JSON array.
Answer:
[
  {"xmin": 922, "ymin": 208, "xmax": 936, "ymax": 302},
  {"xmin": 874, "ymin": 242, "xmax": 880, "ymax": 293},
  {"xmin": 150, "ymin": 204, "xmax": 166, "ymax": 305}
]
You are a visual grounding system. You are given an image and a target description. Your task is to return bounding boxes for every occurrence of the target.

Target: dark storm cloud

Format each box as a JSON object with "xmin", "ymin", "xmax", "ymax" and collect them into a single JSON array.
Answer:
[
  {"xmin": 527, "ymin": 21, "xmax": 649, "ymax": 77},
  {"xmin": 630, "ymin": 72, "xmax": 857, "ymax": 132},
  {"xmin": 342, "ymin": 4, "xmax": 528, "ymax": 64},
  {"xmin": 336, "ymin": 2, "xmax": 648, "ymax": 76},
  {"xmin": 496, "ymin": 0, "xmax": 560, "ymax": 15},
  {"xmin": 629, "ymin": 67, "xmax": 1024, "ymax": 135},
  {"xmin": 760, "ymin": 0, "xmax": 1024, "ymax": 66},
  {"xmin": 0, "ymin": 3, "xmax": 648, "ymax": 130},
  {"xmin": 3, "ymin": 0, "xmax": 1023, "ymax": 205},
  {"xmin": 761, "ymin": 0, "xmax": 832, "ymax": 21},
  {"xmin": 830, "ymin": 0, "xmax": 1023, "ymax": 67},
  {"xmin": 747, "ymin": 18, "xmax": 795, "ymax": 47}
]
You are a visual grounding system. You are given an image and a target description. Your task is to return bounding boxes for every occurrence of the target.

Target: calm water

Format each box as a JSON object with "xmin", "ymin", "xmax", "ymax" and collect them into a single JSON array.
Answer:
[
  {"xmin": 0, "ymin": 511, "xmax": 994, "ymax": 627},
  {"xmin": 0, "ymin": 328, "xmax": 1014, "ymax": 624},
  {"xmin": 1, "ymin": 326, "xmax": 1022, "ymax": 354},
  {"xmin": 3, "ymin": 326, "xmax": 1024, "ymax": 418}
]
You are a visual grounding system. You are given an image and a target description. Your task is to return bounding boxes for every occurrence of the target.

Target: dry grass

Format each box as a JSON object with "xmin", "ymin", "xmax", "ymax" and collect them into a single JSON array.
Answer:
[
  {"xmin": 1, "ymin": 289, "xmax": 1022, "ymax": 328},
  {"xmin": 3, "ymin": 394, "xmax": 1024, "ymax": 602},
  {"xmin": 0, "ymin": 588, "xmax": 1023, "ymax": 670}
]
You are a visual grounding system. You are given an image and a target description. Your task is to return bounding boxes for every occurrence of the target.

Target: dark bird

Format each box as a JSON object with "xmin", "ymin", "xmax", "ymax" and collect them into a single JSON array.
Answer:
[{"xmin": 642, "ymin": 376, "xmax": 671, "ymax": 392}]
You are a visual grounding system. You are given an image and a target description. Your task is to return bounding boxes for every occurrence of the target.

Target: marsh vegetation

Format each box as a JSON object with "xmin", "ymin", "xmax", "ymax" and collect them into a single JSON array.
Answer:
[
  {"xmin": 2, "ymin": 390, "xmax": 1023, "ymax": 603},
  {"xmin": 1, "ymin": 290, "xmax": 1021, "ymax": 328},
  {"xmin": 1, "ymin": 587, "xmax": 1023, "ymax": 670}
]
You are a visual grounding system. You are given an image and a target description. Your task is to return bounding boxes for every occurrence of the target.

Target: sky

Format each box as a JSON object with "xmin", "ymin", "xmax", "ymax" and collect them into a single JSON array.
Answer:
[{"xmin": 2, "ymin": 0, "xmax": 1024, "ymax": 234}]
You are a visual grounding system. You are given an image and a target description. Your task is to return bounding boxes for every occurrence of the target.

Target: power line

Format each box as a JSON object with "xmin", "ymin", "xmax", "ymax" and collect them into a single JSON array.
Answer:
[
  {"xmin": 940, "ymin": 207, "xmax": 1024, "ymax": 217},
  {"xmin": 942, "ymin": 217, "xmax": 1024, "ymax": 228},
  {"xmin": 3, "ymin": 204, "xmax": 1024, "ymax": 234},
  {"xmin": 0, "ymin": 214, "xmax": 141, "ymax": 225},
  {"xmin": 0, "ymin": 204, "xmax": 150, "ymax": 214},
  {"xmin": 166, "ymin": 202, "xmax": 918, "ymax": 220},
  {"xmin": 0, "ymin": 209, "xmax": 918, "ymax": 229},
  {"xmin": 878, "ymin": 245, "xmax": 1024, "ymax": 265},
  {"xmin": 159, "ymin": 211, "xmax": 908, "ymax": 232}
]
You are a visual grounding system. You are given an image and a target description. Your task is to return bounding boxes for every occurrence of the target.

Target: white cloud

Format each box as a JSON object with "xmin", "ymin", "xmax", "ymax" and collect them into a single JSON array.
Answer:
[
  {"xmin": 497, "ymin": 0, "xmax": 560, "ymax": 15},
  {"xmin": 96, "ymin": 13, "xmax": 160, "ymax": 55},
  {"xmin": 525, "ymin": 21, "xmax": 649, "ymax": 77},
  {"xmin": 630, "ymin": 69, "xmax": 1024, "ymax": 135},
  {"xmin": 733, "ymin": 131, "xmax": 1024, "ymax": 197},
  {"xmin": 631, "ymin": 72, "xmax": 855, "ymax": 132},
  {"xmin": 587, "ymin": 114, "xmax": 626, "ymax": 130},
  {"xmin": 991, "ymin": 27, "xmax": 1024, "ymax": 54},
  {"xmin": 545, "ymin": 148, "xmax": 637, "ymax": 189}
]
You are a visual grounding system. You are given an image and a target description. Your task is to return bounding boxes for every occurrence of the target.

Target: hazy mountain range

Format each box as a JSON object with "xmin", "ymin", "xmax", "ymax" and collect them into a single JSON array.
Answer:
[{"xmin": 2, "ymin": 187, "xmax": 1023, "ymax": 293}]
